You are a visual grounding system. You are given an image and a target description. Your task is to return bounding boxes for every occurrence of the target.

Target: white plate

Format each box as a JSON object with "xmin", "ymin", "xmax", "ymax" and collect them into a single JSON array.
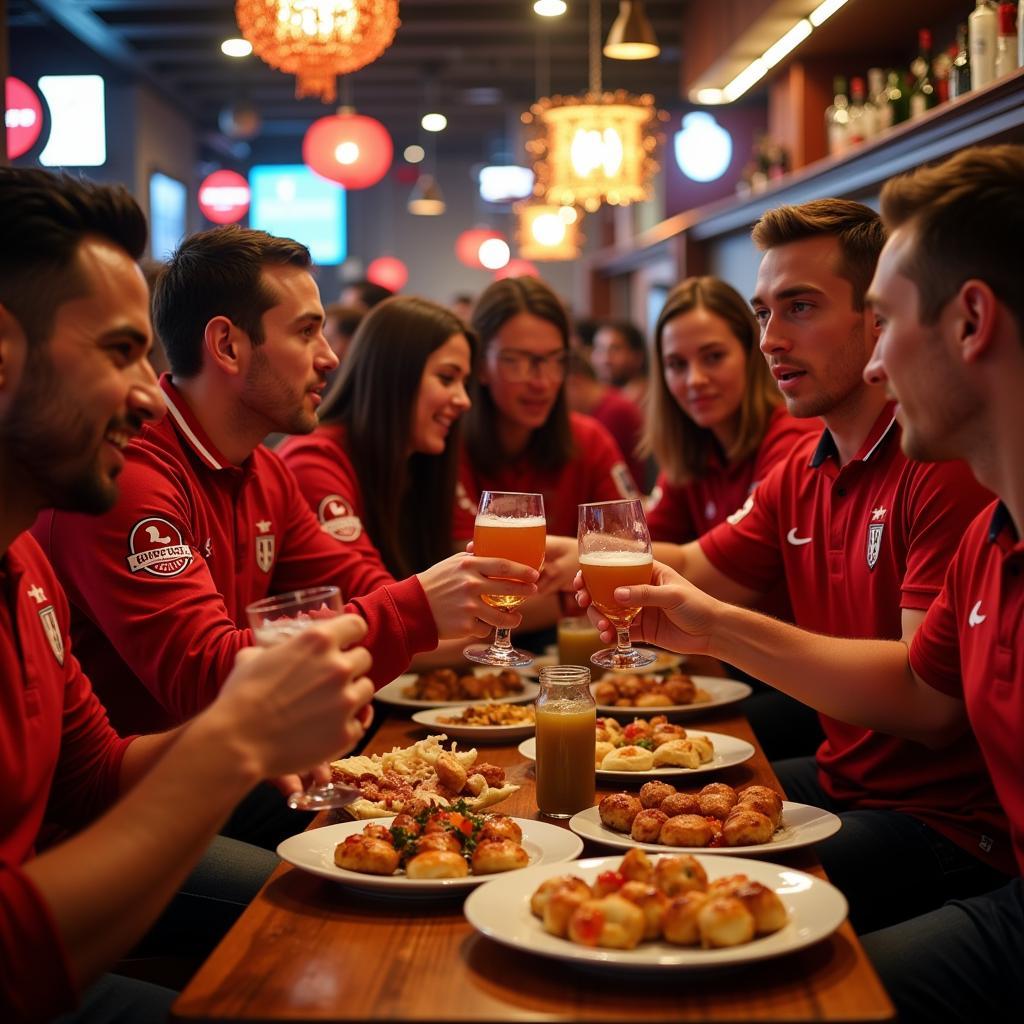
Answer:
[
  {"xmin": 277, "ymin": 817, "xmax": 583, "ymax": 897},
  {"xmin": 592, "ymin": 675, "xmax": 753, "ymax": 719},
  {"xmin": 567, "ymin": 802, "xmax": 843, "ymax": 857},
  {"xmin": 464, "ymin": 853, "xmax": 847, "ymax": 969},
  {"xmin": 411, "ymin": 704, "xmax": 536, "ymax": 742},
  {"xmin": 521, "ymin": 648, "xmax": 685, "ymax": 680},
  {"xmin": 517, "ymin": 731, "xmax": 755, "ymax": 779},
  {"xmin": 375, "ymin": 672, "xmax": 539, "ymax": 709}
]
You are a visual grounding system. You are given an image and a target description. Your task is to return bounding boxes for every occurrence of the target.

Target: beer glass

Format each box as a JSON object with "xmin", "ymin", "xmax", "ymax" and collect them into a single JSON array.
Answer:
[
  {"xmin": 578, "ymin": 498, "xmax": 656, "ymax": 669},
  {"xmin": 245, "ymin": 586, "xmax": 363, "ymax": 811},
  {"xmin": 463, "ymin": 490, "xmax": 546, "ymax": 668}
]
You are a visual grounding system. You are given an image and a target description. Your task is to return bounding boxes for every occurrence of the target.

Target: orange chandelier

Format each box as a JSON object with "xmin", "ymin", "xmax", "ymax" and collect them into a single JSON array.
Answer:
[{"xmin": 235, "ymin": 1, "xmax": 401, "ymax": 104}]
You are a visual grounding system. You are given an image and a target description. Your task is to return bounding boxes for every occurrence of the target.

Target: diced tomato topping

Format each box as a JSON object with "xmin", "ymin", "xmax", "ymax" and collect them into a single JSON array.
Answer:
[
  {"xmin": 623, "ymin": 723, "xmax": 646, "ymax": 742},
  {"xmin": 596, "ymin": 870, "xmax": 625, "ymax": 892},
  {"xmin": 573, "ymin": 907, "xmax": 604, "ymax": 945}
]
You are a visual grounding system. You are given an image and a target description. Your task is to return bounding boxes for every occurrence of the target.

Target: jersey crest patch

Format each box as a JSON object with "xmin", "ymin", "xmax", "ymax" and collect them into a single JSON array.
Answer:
[
  {"xmin": 38, "ymin": 605, "xmax": 65, "ymax": 666},
  {"xmin": 255, "ymin": 519, "xmax": 276, "ymax": 573},
  {"xmin": 126, "ymin": 517, "xmax": 193, "ymax": 577},
  {"xmin": 866, "ymin": 508, "xmax": 886, "ymax": 570},
  {"xmin": 611, "ymin": 462, "xmax": 640, "ymax": 499},
  {"xmin": 318, "ymin": 494, "xmax": 363, "ymax": 542}
]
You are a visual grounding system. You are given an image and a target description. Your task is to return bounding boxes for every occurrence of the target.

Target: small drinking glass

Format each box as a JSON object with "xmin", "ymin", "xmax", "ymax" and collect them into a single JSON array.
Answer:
[
  {"xmin": 463, "ymin": 490, "xmax": 546, "ymax": 668},
  {"xmin": 578, "ymin": 498, "xmax": 656, "ymax": 670},
  {"xmin": 245, "ymin": 586, "xmax": 363, "ymax": 811}
]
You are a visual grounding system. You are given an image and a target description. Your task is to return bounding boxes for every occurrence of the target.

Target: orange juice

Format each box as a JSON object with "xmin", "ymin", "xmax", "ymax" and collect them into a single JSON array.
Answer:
[
  {"xmin": 535, "ymin": 703, "xmax": 596, "ymax": 817},
  {"xmin": 579, "ymin": 551, "xmax": 653, "ymax": 627},
  {"xmin": 557, "ymin": 617, "xmax": 604, "ymax": 667},
  {"xmin": 474, "ymin": 515, "xmax": 546, "ymax": 610}
]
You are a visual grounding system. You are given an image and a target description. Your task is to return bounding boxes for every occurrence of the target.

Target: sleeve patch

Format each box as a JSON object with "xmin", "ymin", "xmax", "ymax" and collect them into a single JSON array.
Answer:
[
  {"xmin": 125, "ymin": 517, "xmax": 194, "ymax": 577},
  {"xmin": 318, "ymin": 494, "xmax": 363, "ymax": 542}
]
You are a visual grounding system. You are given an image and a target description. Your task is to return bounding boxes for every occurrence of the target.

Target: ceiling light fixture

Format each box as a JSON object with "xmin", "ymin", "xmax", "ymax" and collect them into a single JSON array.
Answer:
[
  {"xmin": 478, "ymin": 237, "xmax": 511, "ymax": 271},
  {"xmin": 603, "ymin": 2, "xmax": 659, "ymax": 61},
  {"xmin": 403, "ymin": 144, "xmax": 425, "ymax": 163},
  {"xmin": 534, "ymin": 0, "xmax": 567, "ymax": 16},
  {"xmin": 407, "ymin": 173, "xmax": 445, "ymax": 215},
  {"xmin": 515, "ymin": 200, "xmax": 583, "ymax": 261},
  {"xmin": 302, "ymin": 109, "xmax": 393, "ymax": 189},
  {"xmin": 421, "ymin": 113, "xmax": 447, "ymax": 133},
  {"xmin": 221, "ymin": 38, "xmax": 253, "ymax": 58}
]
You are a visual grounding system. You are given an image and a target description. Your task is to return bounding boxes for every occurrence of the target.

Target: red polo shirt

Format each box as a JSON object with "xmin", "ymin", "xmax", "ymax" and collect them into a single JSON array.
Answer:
[
  {"xmin": 32, "ymin": 378, "xmax": 437, "ymax": 735},
  {"xmin": 454, "ymin": 412, "xmax": 638, "ymax": 540},
  {"xmin": 646, "ymin": 405, "xmax": 821, "ymax": 543},
  {"xmin": 277, "ymin": 424, "xmax": 396, "ymax": 583},
  {"xmin": 911, "ymin": 502, "xmax": 1024, "ymax": 874},
  {"xmin": 590, "ymin": 388, "xmax": 645, "ymax": 493},
  {"xmin": 699, "ymin": 404, "xmax": 1012, "ymax": 873},
  {"xmin": 1, "ymin": 534, "xmax": 133, "ymax": 1021}
]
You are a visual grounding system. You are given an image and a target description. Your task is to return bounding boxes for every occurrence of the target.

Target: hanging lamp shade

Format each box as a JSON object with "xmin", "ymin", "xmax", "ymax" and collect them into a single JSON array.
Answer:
[
  {"xmin": 455, "ymin": 226, "xmax": 502, "ymax": 269},
  {"xmin": 235, "ymin": 0, "xmax": 400, "ymax": 103},
  {"xmin": 603, "ymin": 2, "xmax": 660, "ymax": 60},
  {"xmin": 523, "ymin": 90, "xmax": 667, "ymax": 212},
  {"xmin": 515, "ymin": 200, "xmax": 583, "ymax": 261},
  {"xmin": 495, "ymin": 258, "xmax": 540, "ymax": 280},
  {"xmin": 366, "ymin": 256, "xmax": 408, "ymax": 291},
  {"xmin": 407, "ymin": 173, "xmax": 445, "ymax": 215},
  {"xmin": 302, "ymin": 111, "xmax": 393, "ymax": 189}
]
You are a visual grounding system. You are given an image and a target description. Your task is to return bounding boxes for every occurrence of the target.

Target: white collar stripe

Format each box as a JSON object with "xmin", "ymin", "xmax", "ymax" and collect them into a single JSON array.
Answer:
[
  {"xmin": 163, "ymin": 390, "xmax": 223, "ymax": 470},
  {"xmin": 861, "ymin": 414, "xmax": 898, "ymax": 462}
]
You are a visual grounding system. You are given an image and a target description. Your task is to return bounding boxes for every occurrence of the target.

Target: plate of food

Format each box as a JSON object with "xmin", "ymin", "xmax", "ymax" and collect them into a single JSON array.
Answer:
[
  {"xmin": 591, "ymin": 673, "xmax": 752, "ymax": 718},
  {"xmin": 375, "ymin": 668, "xmax": 539, "ymax": 709},
  {"xmin": 411, "ymin": 702, "xmax": 536, "ymax": 742},
  {"xmin": 330, "ymin": 734, "xmax": 519, "ymax": 818},
  {"xmin": 464, "ymin": 850, "xmax": 847, "ymax": 968},
  {"xmin": 278, "ymin": 806, "xmax": 583, "ymax": 897},
  {"xmin": 522, "ymin": 648, "xmax": 685, "ymax": 680},
  {"xmin": 568, "ymin": 782, "xmax": 842, "ymax": 856},
  {"xmin": 516, "ymin": 728, "xmax": 754, "ymax": 779}
]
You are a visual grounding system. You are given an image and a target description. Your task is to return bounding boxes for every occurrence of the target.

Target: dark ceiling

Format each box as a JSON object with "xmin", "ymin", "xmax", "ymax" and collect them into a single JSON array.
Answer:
[{"xmin": 9, "ymin": 0, "xmax": 687, "ymax": 159}]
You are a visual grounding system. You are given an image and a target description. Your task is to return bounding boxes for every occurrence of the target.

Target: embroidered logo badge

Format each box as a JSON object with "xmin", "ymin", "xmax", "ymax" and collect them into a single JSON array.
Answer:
[
  {"xmin": 317, "ymin": 494, "xmax": 363, "ymax": 542},
  {"xmin": 786, "ymin": 528, "xmax": 812, "ymax": 546},
  {"xmin": 866, "ymin": 505, "xmax": 886, "ymax": 571},
  {"xmin": 968, "ymin": 601, "xmax": 987, "ymax": 628},
  {"xmin": 126, "ymin": 517, "xmax": 193, "ymax": 577},
  {"xmin": 255, "ymin": 519, "xmax": 276, "ymax": 573},
  {"xmin": 27, "ymin": 583, "xmax": 63, "ymax": 665}
]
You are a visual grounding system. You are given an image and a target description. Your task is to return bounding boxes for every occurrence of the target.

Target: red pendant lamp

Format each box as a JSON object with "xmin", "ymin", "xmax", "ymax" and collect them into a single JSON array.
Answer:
[
  {"xmin": 366, "ymin": 256, "xmax": 408, "ymax": 292},
  {"xmin": 303, "ymin": 110, "xmax": 393, "ymax": 189}
]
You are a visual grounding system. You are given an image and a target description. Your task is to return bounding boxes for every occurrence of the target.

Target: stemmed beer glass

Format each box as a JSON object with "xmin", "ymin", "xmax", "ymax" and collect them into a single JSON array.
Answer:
[
  {"xmin": 463, "ymin": 490, "xmax": 546, "ymax": 668},
  {"xmin": 578, "ymin": 498, "xmax": 656, "ymax": 670},
  {"xmin": 245, "ymin": 586, "xmax": 363, "ymax": 811}
]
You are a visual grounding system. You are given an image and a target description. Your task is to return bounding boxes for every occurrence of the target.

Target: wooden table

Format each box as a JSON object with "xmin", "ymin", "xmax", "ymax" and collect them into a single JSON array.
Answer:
[{"xmin": 173, "ymin": 691, "xmax": 894, "ymax": 1022}]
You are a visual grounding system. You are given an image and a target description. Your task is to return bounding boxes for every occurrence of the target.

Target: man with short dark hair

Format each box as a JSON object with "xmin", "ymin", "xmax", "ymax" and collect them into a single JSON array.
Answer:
[
  {"xmin": 339, "ymin": 278, "xmax": 393, "ymax": 312},
  {"xmin": 0, "ymin": 167, "xmax": 374, "ymax": 1023},
  {"xmin": 591, "ymin": 318, "xmax": 648, "ymax": 406}
]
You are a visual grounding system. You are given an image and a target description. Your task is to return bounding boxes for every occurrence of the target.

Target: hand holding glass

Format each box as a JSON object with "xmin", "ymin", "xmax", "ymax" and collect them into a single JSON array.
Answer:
[
  {"xmin": 578, "ymin": 498, "xmax": 656, "ymax": 670},
  {"xmin": 463, "ymin": 490, "xmax": 546, "ymax": 668},
  {"xmin": 245, "ymin": 586, "xmax": 363, "ymax": 811}
]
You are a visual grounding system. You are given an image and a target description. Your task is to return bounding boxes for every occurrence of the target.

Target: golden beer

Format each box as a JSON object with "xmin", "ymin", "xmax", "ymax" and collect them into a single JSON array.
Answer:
[
  {"xmin": 578, "ymin": 551, "xmax": 653, "ymax": 627},
  {"xmin": 557, "ymin": 617, "xmax": 605, "ymax": 667},
  {"xmin": 474, "ymin": 515, "xmax": 546, "ymax": 610}
]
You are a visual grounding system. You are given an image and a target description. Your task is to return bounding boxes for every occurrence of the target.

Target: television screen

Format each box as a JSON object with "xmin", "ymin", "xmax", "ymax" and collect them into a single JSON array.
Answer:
[
  {"xmin": 149, "ymin": 172, "xmax": 187, "ymax": 261},
  {"xmin": 249, "ymin": 164, "xmax": 347, "ymax": 265}
]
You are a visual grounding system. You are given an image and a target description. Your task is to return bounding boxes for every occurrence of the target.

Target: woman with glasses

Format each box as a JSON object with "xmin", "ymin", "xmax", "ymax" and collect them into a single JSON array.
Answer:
[{"xmin": 454, "ymin": 276, "xmax": 638, "ymax": 542}]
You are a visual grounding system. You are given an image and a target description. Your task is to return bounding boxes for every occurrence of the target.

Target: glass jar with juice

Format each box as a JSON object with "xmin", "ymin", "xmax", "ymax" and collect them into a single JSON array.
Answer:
[{"xmin": 535, "ymin": 664, "xmax": 596, "ymax": 818}]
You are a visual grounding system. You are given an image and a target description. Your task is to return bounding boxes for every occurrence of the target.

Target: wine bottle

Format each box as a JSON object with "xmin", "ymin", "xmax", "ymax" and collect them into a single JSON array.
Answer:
[
  {"xmin": 825, "ymin": 76, "xmax": 851, "ymax": 156},
  {"xmin": 886, "ymin": 70, "xmax": 910, "ymax": 125},
  {"xmin": 995, "ymin": 3, "xmax": 1020, "ymax": 76},
  {"xmin": 950, "ymin": 23, "xmax": 972, "ymax": 98},
  {"xmin": 868, "ymin": 68, "xmax": 893, "ymax": 131},
  {"xmin": 847, "ymin": 77, "xmax": 872, "ymax": 143},
  {"xmin": 909, "ymin": 28, "xmax": 937, "ymax": 118},
  {"xmin": 969, "ymin": 0, "xmax": 998, "ymax": 89}
]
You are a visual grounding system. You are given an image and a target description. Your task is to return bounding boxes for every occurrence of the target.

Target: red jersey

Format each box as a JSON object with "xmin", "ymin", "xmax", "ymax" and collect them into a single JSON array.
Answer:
[
  {"xmin": 646, "ymin": 405, "xmax": 820, "ymax": 543},
  {"xmin": 590, "ymin": 388, "xmax": 645, "ymax": 493},
  {"xmin": 0, "ymin": 534, "xmax": 133, "ymax": 1021},
  {"xmin": 911, "ymin": 502, "xmax": 1024, "ymax": 874},
  {"xmin": 454, "ymin": 412, "xmax": 638, "ymax": 539},
  {"xmin": 32, "ymin": 378, "xmax": 437, "ymax": 735},
  {"xmin": 277, "ymin": 424, "xmax": 396, "ymax": 583},
  {"xmin": 699, "ymin": 404, "xmax": 1012, "ymax": 872}
]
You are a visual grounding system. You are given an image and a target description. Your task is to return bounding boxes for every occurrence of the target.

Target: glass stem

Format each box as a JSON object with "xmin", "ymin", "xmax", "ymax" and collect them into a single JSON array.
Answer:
[
  {"xmin": 492, "ymin": 626, "xmax": 514, "ymax": 651},
  {"xmin": 615, "ymin": 626, "xmax": 632, "ymax": 655}
]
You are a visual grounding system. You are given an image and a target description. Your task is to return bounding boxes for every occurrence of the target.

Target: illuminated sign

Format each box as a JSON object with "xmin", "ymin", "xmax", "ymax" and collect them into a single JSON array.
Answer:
[
  {"xmin": 5, "ymin": 77, "xmax": 43, "ymax": 158},
  {"xmin": 478, "ymin": 165, "xmax": 534, "ymax": 204},
  {"xmin": 149, "ymin": 173, "xmax": 187, "ymax": 260},
  {"xmin": 249, "ymin": 165, "xmax": 347, "ymax": 265},
  {"xmin": 198, "ymin": 169, "xmax": 251, "ymax": 224},
  {"xmin": 674, "ymin": 112, "xmax": 733, "ymax": 183},
  {"xmin": 38, "ymin": 75, "xmax": 106, "ymax": 167}
]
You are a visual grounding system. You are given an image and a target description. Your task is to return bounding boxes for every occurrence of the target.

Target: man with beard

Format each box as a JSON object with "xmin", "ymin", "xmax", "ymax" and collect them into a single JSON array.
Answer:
[
  {"xmin": 0, "ymin": 168, "xmax": 375, "ymax": 1022},
  {"xmin": 33, "ymin": 225, "xmax": 537, "ymax": 849},
  {"xmin": 582, "ymin": 199, "xmax": 1010, "ymax": 935}
]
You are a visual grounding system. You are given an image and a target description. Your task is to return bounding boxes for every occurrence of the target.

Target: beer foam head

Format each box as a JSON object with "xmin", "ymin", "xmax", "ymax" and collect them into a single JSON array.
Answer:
[
  {"xmin": 579, "ymin": 550, "xmax": 653, "ymax": 566},
  {"xmin": 475, "ymin": 514, "xmax": 547, "ymax": 528}
]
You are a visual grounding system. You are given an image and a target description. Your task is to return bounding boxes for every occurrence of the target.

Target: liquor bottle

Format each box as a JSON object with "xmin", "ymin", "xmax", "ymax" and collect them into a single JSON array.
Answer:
[
  {"xmin": 825, "ymin": 76, "xmax": 851, "ymax": 156},
  {"xmin": 886, "ymin": 70, "xmax": 910, "ymax": 125},
  {"xmin": 995, "ymin": 3, "xmax": 1020, "ymax": 76},
  {"xmin": 969, "ymin": 0, "xmax": 998, "ymax": 89},
  {"xmin": 909, "ymin": 29, "xmax": 937, "ymax": 118},
  {"xmin": 847, "ymin": 77, "xmax": 872, "ymax": 143},
  {"xmin": 933, "ymin": 43, "xmax": 954, "ymax": 103},
  {"xmin": 868, "ymin": 67, "xmax": 893, "ymax": 131},
  {"xmin": 950, "ymin": 23, "xmax": 972, "ymax": 98}
]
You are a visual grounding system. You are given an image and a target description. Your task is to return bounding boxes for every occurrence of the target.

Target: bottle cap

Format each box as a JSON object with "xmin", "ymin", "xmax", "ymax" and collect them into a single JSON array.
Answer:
[{"xmin": 998, "ymin": 3, "xmax": 1016, "ymax": 32}]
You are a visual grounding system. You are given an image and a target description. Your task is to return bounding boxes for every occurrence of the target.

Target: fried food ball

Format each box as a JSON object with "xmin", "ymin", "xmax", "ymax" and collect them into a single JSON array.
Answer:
[
  {"xmin": 654, "ymin": 854, "xmax": 708, "ymax": 897},
  {"xmin": 722, "ymin": 808, "xmax": 775, "ymax": 847},
  {"xmin": 630, "ymin": 808, "xmax": 667, "ymax": 843},
  {"xmin": 652, "ymin": 739, "xmax": 702, "ymax": 769},
  {"xmin": 698, "ymin": 783, "xmax": 738, "ymax": 820},
  {"xmin": 639, "ymin": 780, "xmax": 677, "ymax": 809},
  {"xmin": 662, "ymin": 891, "xmax": 709, "ymax": 945},
  {"xmin": 635, "ymin": 692, "xmax": 673, "ymax": 708},
  {"xmin": 412, "ymin": 832, "xmax": 462, "ymax": 857},
  {"xmin": 471, "ymin": 839, "xmax": 529, "ymax": 874},
  {"xmin": 568, "ymin": 896, "xmax": 645, "ymax": 949},
  {"xmin": 595, "ymin": 717, "xmax": 622, "ymax": 743},
  {"xmin": 435, "ymin": 751, "xmax": 468, "ymax": 792},
  {"xmin": 593, "ymin": 681, "xmax": 619, "ymax": 705},
  {"xmin": 651, "ymin": 723, "xmax": 687, "ymax": 747},
  {"xmin": 618, "ymin": 881, "xmax": 669, "ymax": 940},
  {"xmin": 335, "ymin": 835, "xmax": 401, "ymax": 876},
  {"xmin": 390, "ymin": 813, "xmax": 421, "ymax": 837},
  {"xmin": 617, "ymin": 676, "xmax": 644, "ymax": 701},
  {"xmin": 730, "ymin": 881, "xmax": 789, "ymax": 935},
  {"xmin": 362, "ymin": 823, "xmax": 393, "ymax": 843},
  {"xmin": 621, "ymin": 719, "xmax": 653, "ymax": 743},
  {"xmin": 530, "ymin": 876, "xmax": 592, "ymax": 919},
  {"xmin": 543, "ymin": 885, "xmax": 590, "ymax": 937},
  {"xmin": 602, "ymin": 745, "xmax": 655, "ymax": 772},
  {"xmin": 479, "ymin": 814, "xmax": 522, "ymax": 844},
  {"xmin": 659, "ymin": 792, "xmax": 701, "ymax": 817},
  {"xmin": 598, "ymin": 792, "xmax": 643, "ymax": 833},
  {"xmin": 663, "ymin": 675, "xmax": 697, "ymax": 704},
  {"xmin": 700, "ymin": 782, "xmax": 737, "ymax": 800},
  {"xmin": 594, "ymin": 740, "xmax": 616, "ymax": 767},
  {"xmin": 707, "ymin": 873, "xmax": 751, "ymax": 897},
  {"xmin": 736, "ymin": 786, "xmax": 784, "ymax": 828},
  {"xmin": 619, "ymin": 848, "xmax": 655, "ymax": 883},
  {"xmin": 458, "ymin": 673, "xmax": 486, "ymax": 699},
  {"xmin": 405, "ymin": 850, "xmax": 469, "ymax": 879},
  {"xmin": 659, "ymin": 814, "xmax": 717, "ymax": 848},
  {"xmin": 698, "ymin": 895, "xmax": 756, "ymax": 948},
  {"xmin": 592, "ymin": 869, "xmax": 627, "ymax": 898}
]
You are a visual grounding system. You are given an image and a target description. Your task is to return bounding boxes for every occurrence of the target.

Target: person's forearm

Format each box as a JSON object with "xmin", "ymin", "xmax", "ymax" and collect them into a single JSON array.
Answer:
[
  {"xmin": 709, "ymin": 603, "xmax": 961, "ymax": 744},
  {"xmin": 116, "ymin": 728, "xmax": 184, "ymax": 792},
  {"xmin": 23, "ymin": 713, "xmax": 263, "ymax": 990},
  {"xmin": 652, "ymin": 540, "xmax": 688, "ymax": 574}
]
